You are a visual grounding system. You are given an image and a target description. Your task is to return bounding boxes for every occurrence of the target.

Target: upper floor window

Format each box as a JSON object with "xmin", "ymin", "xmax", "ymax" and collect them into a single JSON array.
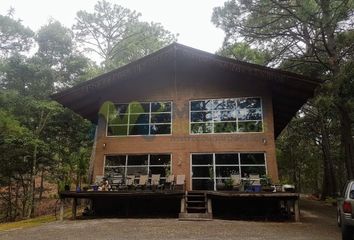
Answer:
[
  {"xmin": 190, "ymin": 97, "xmax": 263, "ymax": 134},
  {"xmin": 107, "ymin": 101, "xmax": 172, "ymax": 136}
]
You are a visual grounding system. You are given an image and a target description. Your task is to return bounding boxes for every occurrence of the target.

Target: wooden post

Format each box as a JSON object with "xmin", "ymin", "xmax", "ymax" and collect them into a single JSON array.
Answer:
[
  {"xmin": 294, "ymin": 199, "xmax": 300, "ymax": 222},
  {"xmin": 180, "ymin": 197, "xmax": 186, "ymax": 213},
  {"xmin": 207, "ymin": 198, "xmax": 212, "ymax": 214},
  {"xmin": 60, "ymin": 199, "xmax": 64, "ymax": 221},
  {"xmin": 72, "ymin": 198, "xmax": 77, "ymax": 219}
]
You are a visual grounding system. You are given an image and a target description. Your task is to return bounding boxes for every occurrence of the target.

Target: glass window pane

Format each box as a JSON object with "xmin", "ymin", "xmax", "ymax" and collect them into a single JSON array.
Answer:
[
  {"xmin": 238, "ymin": 121, "xmax": 262, "ymax": 132},
  {"xmin": 191, "ymin": 100, "xmax": 213, "ymax": 111},
  {"xmin": 151, "ymin": 102, "xmax": 171, "ymax": 112},
  {"xmin": 192, "ymin": 179, "xmax": 211, "ymax": 190},
  {"xmin": 215, "ymin": 166, "xmax": 240, "ymax": 178},
  {"xmin": 191, "ymin": 123, "xmax": 213, "ymax": 134},
  {"xmin": 129, "ymin": 114, "xmax": 149, "ymax": 124},
  {"xmin": 104, "ymin": 167, "xmax": 125, "ymax": 178},
  {"xmin": 192, "ymin": 166, "xmax": 211, "ymax": 178},
  {"xmin": 107, "ymin": 125, "xmax": 127, "ymax": 136},
  {"xmin": 128, "ymin": 125, "xmax": 149, "ymax": 135},
  {"xmin": 150, "ymin": 155, "xmax": 171, "ymax": 165},
  {"xmin": 237, "ymin": 98, "xmax": 261, "ymax": 109},
  {"xmin": 240, "ymin": 153, "xmax": 265, "ymax": 165},
  {"xmin": 115, "ymin": 104, "xmax": 129, "ymax": 114},
  {"xmin": 237, "ymin": 108, "xmax": 262, "ymax": 120},
  {"xmin": 149, "ymin": 167, "xmax": 168, "ymax": 177},
  {"xmin": 150, "ymin": 124, "xmax": 171, "ymax": 135},
  {"xmin": 192, "ymin": 154, "xmax": 213, "ymax": 165},
  {"xmin": 215, "ymin": 154, "xmax": 239, "ymax": 165},
  {"xmin": 129, "ymin": 102, "xmax": 150, "ymax": 113},
  {"xmin": 109, "ymin": 115, "xmax": 128, "ymax": 125},
  {"xmin": 126, "ymin": 166, "xmax": 148, "ymax": 176},
  {"xmin": 213, "ymin": 110, "xmax": 236, "ymax": 121},
  {"xmin": 214, "ymin": 122, "xmax": 237, "ymax": 133},
  {"xmin": 127, "ymin": 155, "xmax": 148, "ymax": 165},
  {"xmin": 191, "ymin": 111, "xmax": 213, "ymax": 122},
  {"xmin": 151, "ymin": 113, "xmax": 171, "ymax": 123},
  {"xmin": 105, "ymin": 155, "xmax": 126, "ymax": 166},
  {"xmin": 241, "ymin": 166, "xmax": 266, "ymax": 177},
  {"xmin": 213, "ymin": 99, "xmax": 236, "ymax": 110}
]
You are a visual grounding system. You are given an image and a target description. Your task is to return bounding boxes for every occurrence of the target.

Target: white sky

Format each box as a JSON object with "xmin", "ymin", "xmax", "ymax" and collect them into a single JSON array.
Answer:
[{"xmin": 0, "ymin": 0, "xmax": 226, "ymax": 56}]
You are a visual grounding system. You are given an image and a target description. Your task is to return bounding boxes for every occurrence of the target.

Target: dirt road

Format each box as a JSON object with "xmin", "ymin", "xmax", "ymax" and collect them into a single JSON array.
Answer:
[{"xmin": 0, "ymin": 199, "xmax": 341, "ymax": 240}]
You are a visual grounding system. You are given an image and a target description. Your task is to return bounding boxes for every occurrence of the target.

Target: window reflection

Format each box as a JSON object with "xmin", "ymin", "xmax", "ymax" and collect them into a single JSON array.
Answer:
[
  {"xmin": 107, "ymin": 101, "xmax": 172, "ymax": 136},
  {"xmin": 190, "ymin": 97, "xmax": 263, "ymax": 134}
]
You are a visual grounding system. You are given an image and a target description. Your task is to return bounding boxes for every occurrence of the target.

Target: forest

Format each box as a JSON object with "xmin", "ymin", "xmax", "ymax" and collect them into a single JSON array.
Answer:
[{"xmin": 0, "ymin": 0, "xmax": 353, "ymax": 222}]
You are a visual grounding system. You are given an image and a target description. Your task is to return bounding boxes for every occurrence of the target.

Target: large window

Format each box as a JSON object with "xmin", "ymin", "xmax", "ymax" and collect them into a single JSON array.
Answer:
[
  {"xmin": 190, "ymin": 97, "xmax": 263, "ymax": 134},
  {"xmin": 107, "ymin": 101, "xmax": 172, "ymax": 136},
  {"xmin": 104, "ymin": 154, "xmax": 171, "ymax": 181},
  {"xmin": 191, "ymin": 153, "xmax": 266, "ymax": 190}
]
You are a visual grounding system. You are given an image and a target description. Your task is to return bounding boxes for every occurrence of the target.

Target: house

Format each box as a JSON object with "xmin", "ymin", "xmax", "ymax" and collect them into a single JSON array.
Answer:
[{"xmin": 52, "ymin": 43, "xmax": 319, "ymax": 219}]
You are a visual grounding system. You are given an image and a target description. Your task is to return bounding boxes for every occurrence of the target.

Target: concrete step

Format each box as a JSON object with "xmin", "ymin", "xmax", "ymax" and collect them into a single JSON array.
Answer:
[
  {"xmin": 178, "ymin": 212, "xmax": 212, "ymax": 221},
  {"xmin": 187, "ymin": 206, "xmax": 206, "ymax": 210},
  {"xmin": 186, "ymin": 200, "xmax": 205, "ymax": 203}
]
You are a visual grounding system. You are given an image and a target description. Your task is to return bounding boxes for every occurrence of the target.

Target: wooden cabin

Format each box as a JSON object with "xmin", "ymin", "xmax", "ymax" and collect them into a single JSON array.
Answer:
[{"xmin": 52, "ymin": 43, "xmax": 319, "ymax": 219}]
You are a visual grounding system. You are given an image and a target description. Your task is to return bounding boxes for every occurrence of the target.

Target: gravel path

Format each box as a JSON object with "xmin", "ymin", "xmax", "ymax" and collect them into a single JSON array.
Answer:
[{"xmin": 0, "ymin": 199, "xmax": 341, "ymax": 240}]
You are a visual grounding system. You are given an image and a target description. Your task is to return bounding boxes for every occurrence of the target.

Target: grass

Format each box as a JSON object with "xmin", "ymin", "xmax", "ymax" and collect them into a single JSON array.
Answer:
[{"xmin": 0, "ymin": 209, "xmax": 72, "ymax": 232}]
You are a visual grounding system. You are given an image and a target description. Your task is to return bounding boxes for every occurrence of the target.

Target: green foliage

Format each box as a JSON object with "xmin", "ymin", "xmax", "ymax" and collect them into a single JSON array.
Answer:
[
  {"xmin": 217, "ymin": 42, "xmax": 270, "ymax": 65},
  {"xmin": 0, "ymin": 14, "xmax": 34, "ymax": 56},
  {"xmin": 0, "ymin": 1, "xmax": 175, "ymax": 221},
  {"xmin": 224, "ymin": 178, "xmax": 233, "ymax": 189},
  {"xmin": 73, "ymin": 0, "xmax": 176, "ymax": 70},
  {"xmin": 213, "ymin": 0, "xmax": 354, "ymax": 198}
]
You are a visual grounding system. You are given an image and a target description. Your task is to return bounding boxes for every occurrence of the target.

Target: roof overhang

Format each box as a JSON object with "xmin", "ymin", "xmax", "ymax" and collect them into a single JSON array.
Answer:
[{"xmin": 51, "ymin": 43, "xmax": 321, "ymax": 138}]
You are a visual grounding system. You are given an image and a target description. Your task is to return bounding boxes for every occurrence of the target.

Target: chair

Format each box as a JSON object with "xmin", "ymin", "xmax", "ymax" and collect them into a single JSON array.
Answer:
[
  {"xmin": 126, "ymin": 175, "xmax": 136, "ymax": 190},
  {"xmin": 230, "ymin": 174, "xmax": 241, "ymax": 191},
  {"xmin": 151, "ymin": 174, "xmax": 163, "ymax": 191},
  {"xmin": 175, "ymin": 175, "xmax": 186, "ymax": 191},
  {"xmin": 110, "ymin": 174, "xmax": 123, "ymax": 191},
  {"xmin": 249, "ymin": 173, "xmax": 261, "ymax": 192},
  {"xmin": 249, "ymin": 174, "xmax": 261, "ymax": 185},
  {"xmin": 165, "ymin": 175, "xmax": 175, "ymax": 190},
  {"xmin": 136, "ymin": 175, "xmax": 149, "ymax": 190}
]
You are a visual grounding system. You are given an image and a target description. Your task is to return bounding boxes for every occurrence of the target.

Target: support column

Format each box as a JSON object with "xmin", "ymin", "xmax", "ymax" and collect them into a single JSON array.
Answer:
[
  {"xmin": 294, "ymin": 199, "xmax": 300, "ymax": 222},
  {"xmin": 207, "ymin": 198, "xmax": 212, "ymax": 214},
  {"xmin": 72, "ymin": 198, "xmax": 77, "ymax": 219},
  {"xmin": 59, "ymin": 199, "xmax": 64, "ymax": 221},
  {"xmin": 180, "ymin": 197, "xmax": 186, "ymax": 213}
]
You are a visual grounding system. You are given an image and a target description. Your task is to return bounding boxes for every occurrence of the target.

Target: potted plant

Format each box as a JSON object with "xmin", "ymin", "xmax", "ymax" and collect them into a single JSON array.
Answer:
[
  {"xmin": 260, "ymin": 175, "xmax": 273, "ymax": 192},
  {"xmin": 224, "ymin": 178, "xmax": 234, "ymax": 190}
]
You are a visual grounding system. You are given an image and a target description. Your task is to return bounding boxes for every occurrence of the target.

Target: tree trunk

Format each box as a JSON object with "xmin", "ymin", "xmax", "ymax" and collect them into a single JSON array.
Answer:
[
  {"xmin": 7, "ymin": 176, "xmax": 12, "ymax": 221},
  {"xmin": 338, "ymin": 104, "xmax": 354, "ymax": 179},
  {"xmin": 14, "ymin": 180, "xmax": 19, "ymax": 220},
  {"xmin": 320, "ymin": 121, "xmax": 337, "ymax": 199},
  {"xmin": 39, "ymin": 169, "xmax": 44, "ymax": 201},
  {"xmin": 27, "ymin": 144, "xmax": 37, "ymax": 218}
]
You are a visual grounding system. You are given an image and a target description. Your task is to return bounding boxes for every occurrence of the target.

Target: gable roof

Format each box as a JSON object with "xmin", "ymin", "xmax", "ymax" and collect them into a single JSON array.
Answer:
[{"xmin": 51, "ymin": 42, "xmax": 320, "ymax": 137}]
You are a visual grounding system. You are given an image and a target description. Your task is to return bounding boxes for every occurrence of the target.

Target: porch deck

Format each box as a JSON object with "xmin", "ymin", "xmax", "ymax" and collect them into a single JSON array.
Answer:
[{"xmin": 59, "ymin": 191, "xmax": 300, "ymax": 221}]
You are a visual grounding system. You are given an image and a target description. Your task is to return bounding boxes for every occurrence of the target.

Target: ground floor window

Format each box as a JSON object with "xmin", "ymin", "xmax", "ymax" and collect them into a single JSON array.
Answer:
[
  {"xmin": 104, "ymin": 154, "xmax": 171, "ymax": 182},
  {"xmin": 191, "ymin": 153, "xmax": 266, "ymax": 190}
]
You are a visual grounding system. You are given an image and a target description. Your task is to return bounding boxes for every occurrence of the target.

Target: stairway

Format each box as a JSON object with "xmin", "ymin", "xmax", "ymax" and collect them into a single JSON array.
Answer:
[{"xmin": 179, "ymin": 191, "xmax": 212, "ymax": 220}]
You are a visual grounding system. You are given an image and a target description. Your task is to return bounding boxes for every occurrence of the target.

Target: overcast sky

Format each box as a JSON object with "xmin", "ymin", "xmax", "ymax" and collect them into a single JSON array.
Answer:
[{"xmin": 1, "ymin": 0, "xmax": 227, "ymax": 54}]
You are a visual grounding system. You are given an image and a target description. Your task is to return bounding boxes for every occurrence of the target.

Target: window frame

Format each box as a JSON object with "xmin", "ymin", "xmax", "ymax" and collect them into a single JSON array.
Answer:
[
  {"xmin": 190, "ymin": 152, "xmax": 267, "ymax": 191},
  {"xmin": 106, "ymin": 101, "xmax": 173, "ymax": 137},
  {"xmin": 189, "ymin": 97, "xmax": 264, "ymax": 135},
  {"xmin": 104, "ymin": 153, "xmax": 173, "ymax": 180}
]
